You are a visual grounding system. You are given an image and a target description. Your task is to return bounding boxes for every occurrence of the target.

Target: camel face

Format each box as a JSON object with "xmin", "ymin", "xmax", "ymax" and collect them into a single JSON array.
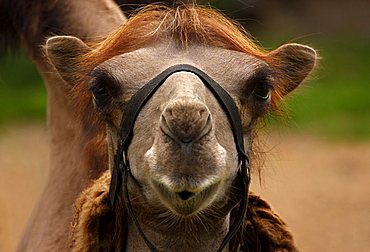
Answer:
[
  {"xmin": 46, "ymin": 32, "xmax": 316, "ymax": 218},
  {"xmin": 89, "ymin": 43, "xmax": 269, "ymax": 216}
]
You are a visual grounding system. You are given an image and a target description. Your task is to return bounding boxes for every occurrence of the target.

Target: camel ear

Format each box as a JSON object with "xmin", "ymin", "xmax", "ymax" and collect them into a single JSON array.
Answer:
[
  {"xmin": 45, "ymin": 36, "xmax": 91, "ymax": 85},
  {"xmin": 268, "ymin": 43, "xmax": 317, "ymax": 96}
]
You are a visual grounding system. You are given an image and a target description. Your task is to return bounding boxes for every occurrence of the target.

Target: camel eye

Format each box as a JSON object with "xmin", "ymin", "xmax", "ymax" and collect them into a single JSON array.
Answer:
[
  {"xmin": 89, "ymin": 69, "xmax": 123, "ymax": 111},
  {"xmin": 93, "ymin": 85, "xmax": 108, "ymax": 99},
  {"xmin": 91, "ymin": 82, "xmax": 112, "ymax": 108},
  {"xmin": 253, "ymin": 83, "xmax": 271, "ymax": 100}
]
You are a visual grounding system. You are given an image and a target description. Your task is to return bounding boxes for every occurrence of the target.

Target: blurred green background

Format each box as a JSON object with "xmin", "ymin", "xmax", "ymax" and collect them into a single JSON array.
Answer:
[
  {"xmin": 0, "ymin": 53, "xmax": 46, "ymax": 125},
  {"xmin": 0, "ymin": 0, "xmax": 369, "ymax": 140}
]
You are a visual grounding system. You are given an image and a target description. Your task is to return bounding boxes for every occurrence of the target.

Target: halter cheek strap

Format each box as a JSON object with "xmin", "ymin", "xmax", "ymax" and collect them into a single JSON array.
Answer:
[{"xmin": 108, "ymin": 64, "xmax": 251, "ymax": 252}]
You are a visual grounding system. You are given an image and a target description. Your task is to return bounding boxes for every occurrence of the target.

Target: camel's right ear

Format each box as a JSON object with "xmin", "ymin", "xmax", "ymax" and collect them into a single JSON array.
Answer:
[{"xmin": 45, "ymin": 36, "xmax": 91, "ymax": 85}]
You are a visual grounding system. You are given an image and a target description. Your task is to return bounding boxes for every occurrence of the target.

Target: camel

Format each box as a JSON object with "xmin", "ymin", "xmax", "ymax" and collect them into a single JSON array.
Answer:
[
  {"xmin": 44, "ymin": 4, "xmax": 317, "ymax": 251},
  {"xmin": 1, "ymin": 0, "xmax": 126, "ymax": 250}
]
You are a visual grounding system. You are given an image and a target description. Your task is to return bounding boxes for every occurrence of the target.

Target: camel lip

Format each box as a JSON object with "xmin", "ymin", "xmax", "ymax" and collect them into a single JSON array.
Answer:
[{"xmin": 151, "ymin": 178, "xmax": 220, "ymax": 216}]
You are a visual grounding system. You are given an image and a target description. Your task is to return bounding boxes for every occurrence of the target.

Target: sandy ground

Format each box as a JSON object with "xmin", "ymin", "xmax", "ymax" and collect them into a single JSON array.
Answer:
[{"xmin": 0, "ymin": 124, "xmax": 369, "ymax": 252}]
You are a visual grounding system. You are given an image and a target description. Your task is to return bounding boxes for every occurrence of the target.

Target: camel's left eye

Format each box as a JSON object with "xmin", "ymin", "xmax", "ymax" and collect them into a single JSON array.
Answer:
[{"xmin": 253, "ymin": 83, "xmax": 271, "ymax": 100}]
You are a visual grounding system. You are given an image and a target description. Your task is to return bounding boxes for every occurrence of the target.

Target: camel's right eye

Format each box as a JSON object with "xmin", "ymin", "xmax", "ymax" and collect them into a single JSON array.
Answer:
[
  {"xmin": 90, "ymin": 81, "xmax": 112, "ymax": 109},
  {"xmin": 92, "ymin": 84, "xmax": 108, "ymax": 100},
  {"xmin": 89, "ymin": 70, "xmax": 122, "ymax": 111}
]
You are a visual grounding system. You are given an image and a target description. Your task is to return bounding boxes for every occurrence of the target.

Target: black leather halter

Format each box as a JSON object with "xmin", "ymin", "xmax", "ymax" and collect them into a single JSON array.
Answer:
[{"xmin": 108, "ymin": 64, "xmax": 251, "ymax": 252}]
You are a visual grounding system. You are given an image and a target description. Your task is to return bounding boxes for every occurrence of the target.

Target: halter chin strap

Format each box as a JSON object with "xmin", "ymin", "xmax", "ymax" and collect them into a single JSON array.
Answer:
[{"xmin": 108, "ymin": 64, "xmax": 251, "ymax": 251}]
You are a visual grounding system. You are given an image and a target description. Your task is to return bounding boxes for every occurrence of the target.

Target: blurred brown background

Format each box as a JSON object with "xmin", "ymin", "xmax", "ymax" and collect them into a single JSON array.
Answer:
[{"xmin": 1, "ymin": 0, "xmax": 369, "ymax": 251}]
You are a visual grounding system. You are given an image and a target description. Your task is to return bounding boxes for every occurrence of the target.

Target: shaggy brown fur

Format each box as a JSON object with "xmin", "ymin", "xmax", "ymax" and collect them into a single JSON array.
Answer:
[{"xmin": 71, "ymin": 171, "xmax": 298, "ymax": 252}]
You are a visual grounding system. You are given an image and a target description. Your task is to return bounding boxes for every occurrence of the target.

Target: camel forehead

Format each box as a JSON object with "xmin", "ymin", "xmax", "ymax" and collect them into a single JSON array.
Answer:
[{"xmin": 95, "ymin": 43, "xmax": 268, "ymax": 92}]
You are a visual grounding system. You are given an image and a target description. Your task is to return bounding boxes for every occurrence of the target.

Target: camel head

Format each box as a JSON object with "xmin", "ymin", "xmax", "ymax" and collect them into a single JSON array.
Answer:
[{"xmin": 45, "ymin": 6, "xmax": 316, "ymax": 221}]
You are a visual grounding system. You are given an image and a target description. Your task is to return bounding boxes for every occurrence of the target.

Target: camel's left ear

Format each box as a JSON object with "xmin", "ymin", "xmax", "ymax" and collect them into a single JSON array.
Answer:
[
  {"xmin": 268, "ymin": 43, "xmax": 317, "ymax": 96},
  {"xmin": 45, "ymin": 36, "xmax": 91, "ymax": 85}
]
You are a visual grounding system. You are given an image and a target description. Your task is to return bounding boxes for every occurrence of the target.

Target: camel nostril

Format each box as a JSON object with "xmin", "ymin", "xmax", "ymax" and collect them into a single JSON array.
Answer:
[
  {"xmin": 166, "ymin": 108, "xmax": 173, "ymax": 117},
  {"xmin": 177, "ymin": 190, "xmax": 194, "ymax": 201},
  {"xmin": 198, "ymin": 108, "xmax": 206, "ymax": 117}
]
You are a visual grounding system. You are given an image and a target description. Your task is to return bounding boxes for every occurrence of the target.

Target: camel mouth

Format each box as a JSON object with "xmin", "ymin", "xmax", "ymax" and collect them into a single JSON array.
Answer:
[
  {"xmin": 151, "ymin": 178, "xmax": 220, "ymax": 216},
  {"xmin": 177, "ymin": 190, "xmax": 194, "ymax": 200}
]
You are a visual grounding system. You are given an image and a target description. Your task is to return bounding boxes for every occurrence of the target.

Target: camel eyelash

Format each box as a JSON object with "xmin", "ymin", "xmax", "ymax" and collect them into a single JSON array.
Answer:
[{"xmin": 245, "ymin": 68, "xmax": 274, "ymax": 101}]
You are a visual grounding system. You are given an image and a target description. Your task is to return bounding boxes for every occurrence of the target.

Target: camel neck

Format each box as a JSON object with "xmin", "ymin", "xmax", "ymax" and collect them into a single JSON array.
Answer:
[{"xmin": 15, "ymin": 1, "xmax": 125, "ymax": 251}]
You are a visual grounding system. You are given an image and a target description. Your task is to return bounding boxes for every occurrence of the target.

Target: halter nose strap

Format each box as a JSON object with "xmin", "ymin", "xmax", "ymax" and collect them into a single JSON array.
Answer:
[{"xmin": 108, "ymin": 64, "xmax": 251, "ymax": 252}]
